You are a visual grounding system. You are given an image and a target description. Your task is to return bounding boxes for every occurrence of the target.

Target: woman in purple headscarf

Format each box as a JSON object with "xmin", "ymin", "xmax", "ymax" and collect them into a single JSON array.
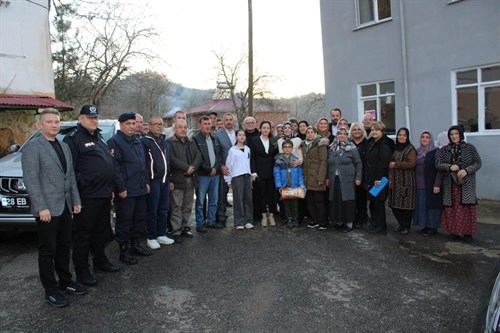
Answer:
[
  {"xmin": 413, "ymin": 131, "xmax": 442, "ymax": 236},
  {"xmin": 435, "ymin": 125, "xmax": 482, "ymax": 242}
]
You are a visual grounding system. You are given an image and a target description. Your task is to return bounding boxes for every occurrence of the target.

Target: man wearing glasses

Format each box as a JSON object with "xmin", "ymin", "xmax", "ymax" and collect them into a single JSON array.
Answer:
[{"xmin": 141, "ymin": 117, "xmax": 175, "ymax": 249}]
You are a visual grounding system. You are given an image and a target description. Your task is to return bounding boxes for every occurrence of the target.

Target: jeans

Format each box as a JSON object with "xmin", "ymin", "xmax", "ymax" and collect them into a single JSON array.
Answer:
[
  {"xmin": 195, "ymin": 175, "xmax": 219, "ymax": 226},
  {"xmin": 72, "ymin": 197, "xmax": 111, "ymax": 275},
  {"xmin": 147, "ymin": 180, "xmax": 170, "ymax": 239},
  {"xmin": 37, "ymin": 206, "xmax": 73, "ymax": 292}
]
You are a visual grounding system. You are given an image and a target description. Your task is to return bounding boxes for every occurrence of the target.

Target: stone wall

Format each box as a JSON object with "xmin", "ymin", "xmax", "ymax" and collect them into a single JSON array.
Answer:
[{"xmin": 0, "ymin": 110, "xmax": 37, "ymax": 158}]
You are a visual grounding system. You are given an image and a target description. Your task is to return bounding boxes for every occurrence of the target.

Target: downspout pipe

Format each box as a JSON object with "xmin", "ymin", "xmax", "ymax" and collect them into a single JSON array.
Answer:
[{"xmin": 399, "ymin": 0, "xmax": 411, "ymax": 132}]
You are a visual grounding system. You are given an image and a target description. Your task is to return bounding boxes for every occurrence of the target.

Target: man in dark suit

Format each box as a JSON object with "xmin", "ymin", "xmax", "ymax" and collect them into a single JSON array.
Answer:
[
  {"xmin": 214, "ymin": 113, "xmax": 236, "ymax": 226},
  {"xmin": 22, "ymin": 108, "xmax": 86, "ymax": 308},
  {"xmin": 64, "ymin": 105, "xmax": 120, "ymax": 288}
]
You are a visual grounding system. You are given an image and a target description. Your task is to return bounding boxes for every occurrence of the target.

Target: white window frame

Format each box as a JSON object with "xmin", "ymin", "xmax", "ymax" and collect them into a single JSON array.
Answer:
[
  {"xmin": 451, "ymin": 64, "xmax": 500, "ymax": 135},
  {"xmin": 355, "ymin": 0, "xmax": 392, "ymax": 28},
  {"xmin": 357, "ymin": 80, "xmax": 396, "ymax": 134}
]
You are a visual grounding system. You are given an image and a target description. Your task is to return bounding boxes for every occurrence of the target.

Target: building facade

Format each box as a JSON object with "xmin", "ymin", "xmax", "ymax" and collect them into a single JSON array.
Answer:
[{"xmin": 320, "ymin": 0, "xmax": 500, "ymax": 199}]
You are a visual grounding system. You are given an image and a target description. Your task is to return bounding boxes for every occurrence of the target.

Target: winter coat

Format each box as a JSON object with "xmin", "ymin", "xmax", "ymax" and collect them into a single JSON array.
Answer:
[
  {"xmin": 363, "ymin": 136, "xmax": 393, "ymax": 201},
  {"xmin": 249, "ymin": 135, "xmax": 279, "ymax": 180},
  {"xmin": 422, "ymin": 149, "xmax": 443, "ymax": 210},
  {"xmin": 300, "ymin": 137, "xmax": 329, "ymax": 191},
  {"xmin": 274, "ymin": 154, "xmax": 304, "ymax": 189},
  {"xmin": 435, "ymin": 142, "xmax": 481, "ymax": 206},
  {"xmin": 388, "ymin": 144, "xmax": 417, "ymax": 210},
  {"xmin": 168, "ymin": 135, "xmax": 202, "ymax": 190},
  {"xmin": 327, "ymin": 141, "xmax": 362, "ymax": 202},
  {"xmin": 141, "ymin": 132, "xmax": 171, "ymax": 184}
]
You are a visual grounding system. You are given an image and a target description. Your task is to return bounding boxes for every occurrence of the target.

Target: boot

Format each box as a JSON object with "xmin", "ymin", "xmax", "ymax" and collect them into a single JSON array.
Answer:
[
  {"xmin": 261, "ymin": 213, "xmax": 268, "ymax": 227},
  {"xmin": 130, "ymin": 239, "xmax": 152, "ymax": 256},
  {"xmin": 268, "ymin": 213, "xmax": 276, "ymax": 226},
  {"xmin": 118, "ymin": 242, "xmax": 137, "ymax": 265}
]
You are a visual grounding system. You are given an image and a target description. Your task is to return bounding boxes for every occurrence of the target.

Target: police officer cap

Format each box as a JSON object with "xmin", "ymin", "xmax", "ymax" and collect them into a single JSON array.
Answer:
[
  {"xmin": 80, "ymin": 104, "xmax": 99, "ymax": 116},
  {"xmin": 118, "ymin": 112, "xmax": 136, "ymax": 123}
]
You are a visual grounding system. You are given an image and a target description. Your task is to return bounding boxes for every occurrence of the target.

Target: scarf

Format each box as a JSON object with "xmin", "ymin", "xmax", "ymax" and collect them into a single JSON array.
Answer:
[
  {"xmin": 394, "ymin": 127, "xmax": 411, "ymax": 151},
  {"xmin": 416, "ymin": 130, "xmax": 437, "ymax": 160}
]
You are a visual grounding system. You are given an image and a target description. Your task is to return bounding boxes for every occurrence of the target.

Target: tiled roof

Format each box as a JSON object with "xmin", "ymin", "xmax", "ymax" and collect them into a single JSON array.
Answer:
[{"xmin": 0, "ymin": 94, "xmax": 74, "ymax": 111}]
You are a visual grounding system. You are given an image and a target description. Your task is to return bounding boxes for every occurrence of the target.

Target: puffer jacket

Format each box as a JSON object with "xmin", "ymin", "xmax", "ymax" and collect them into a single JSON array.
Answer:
[
  {"xmin": 273, "ymin": 153, "xmax": 305, "ymax": 189},
  {"xmin": 300, "ymin": 136, "xmax": 329, "ymax": 191}
]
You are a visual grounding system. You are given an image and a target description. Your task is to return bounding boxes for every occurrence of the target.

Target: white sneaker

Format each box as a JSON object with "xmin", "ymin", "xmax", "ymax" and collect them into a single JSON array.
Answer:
[
  {"xmin": 157, "ymin": 236, "xmax": 174, "ymax": 245},
  {"xmin": 244, "ymin": 223, "xmax": 254, "ymax": 229},
  {"xmin": 147, "ymin": 239, "xmax": 161, "ymax": 249},
  {"xmin": 235, "ymin": 225, "xmax": 245, "ymax": 230}
]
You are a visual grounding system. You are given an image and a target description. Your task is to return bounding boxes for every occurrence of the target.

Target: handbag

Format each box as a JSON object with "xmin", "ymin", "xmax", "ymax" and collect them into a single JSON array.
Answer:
[{"xmin": 280, "ymin": 187, "xmax": 306, "ymax": 200}]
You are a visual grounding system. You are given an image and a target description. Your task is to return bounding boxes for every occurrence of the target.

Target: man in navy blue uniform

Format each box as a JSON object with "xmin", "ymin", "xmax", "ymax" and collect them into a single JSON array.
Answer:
[
  {"xmin": 141, "ymin": 116, "xmax": 175, "ymax": 249},
  {"xmin": 64, "ymin": 105, "xmax": 119, "ymax": 286},
  {"xmin": 107, "ymin": 112, "xmax": 152, "ymax": 265}
]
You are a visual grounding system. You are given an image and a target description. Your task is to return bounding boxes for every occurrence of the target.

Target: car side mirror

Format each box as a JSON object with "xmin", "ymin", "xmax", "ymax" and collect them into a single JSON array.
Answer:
[{"xmin": 7, "ymin": 144, "xmax": 20, "ymax": 153}]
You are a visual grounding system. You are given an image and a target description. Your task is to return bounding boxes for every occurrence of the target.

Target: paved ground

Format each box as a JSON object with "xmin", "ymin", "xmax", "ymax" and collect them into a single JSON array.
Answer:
[{"xmin": 0, "ymin": 200, "xmax": 499, "ymax": 333}]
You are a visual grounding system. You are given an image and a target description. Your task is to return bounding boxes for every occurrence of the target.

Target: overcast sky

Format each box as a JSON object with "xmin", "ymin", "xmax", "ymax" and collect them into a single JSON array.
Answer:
[{"xmin": 136, "ymin": 0, "xmax": 325, "ymax": 98}]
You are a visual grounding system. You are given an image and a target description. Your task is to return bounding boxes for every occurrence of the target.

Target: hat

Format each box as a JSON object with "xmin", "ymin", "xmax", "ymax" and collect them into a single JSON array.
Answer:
[
  {"xmin": 118, "ymin": 112, "xmax": 136, "ymax": 123},
  {"xmin": 80, "ymin": 104, "xmax": 99, "ymax": 116},
  {"xmin": 205, "ymin": 111, "xmax": 218, "ymax": 117}
]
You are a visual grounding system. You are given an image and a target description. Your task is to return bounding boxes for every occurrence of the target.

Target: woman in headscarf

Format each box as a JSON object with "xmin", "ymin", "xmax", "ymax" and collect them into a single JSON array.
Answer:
[
  {"xmin": 349, "ymin": 122, "xmax": 369, "ymax": 229},
  {"xmin": 413, "ymin": 131, "xmax": 442, "ymax": 236},
  {"xmin": 435, "ymin": 125, "xmax": 482, "ymax": 242},
  {"xmin": 388, "ymin": 127, "xmax": 417, "ymax": 235},
  {"xmin": 327, "ymin": 126, "xmax": 362, "ymax": 232}
]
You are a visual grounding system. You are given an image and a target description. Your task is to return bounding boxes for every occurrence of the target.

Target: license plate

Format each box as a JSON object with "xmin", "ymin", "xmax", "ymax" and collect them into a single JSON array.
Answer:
[{"xmin": 1, "ymin": 197, "xmax": 29, "ymax": 208}]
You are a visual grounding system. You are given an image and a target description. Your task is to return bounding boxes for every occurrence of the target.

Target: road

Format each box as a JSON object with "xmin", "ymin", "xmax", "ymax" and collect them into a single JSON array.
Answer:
[{"xmin": 0, "ymin": 203, "xmax": 499, "ymax": 333}]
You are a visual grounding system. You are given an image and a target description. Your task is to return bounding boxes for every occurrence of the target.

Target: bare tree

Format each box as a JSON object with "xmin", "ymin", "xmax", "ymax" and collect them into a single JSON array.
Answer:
[
  {"xmin": 52, "ymin": 0, "xmax": 159, "ymax": 110},
  {"xmin": 213, "ymin": 51, "xmax": 274, "ymax": 126}
]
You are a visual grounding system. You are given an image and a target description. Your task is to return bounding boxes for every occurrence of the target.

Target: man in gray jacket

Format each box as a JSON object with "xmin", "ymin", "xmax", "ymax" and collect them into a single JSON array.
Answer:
[{"xmin": 21, "ymin": 108, "xmax": 85, "ymax": 308}]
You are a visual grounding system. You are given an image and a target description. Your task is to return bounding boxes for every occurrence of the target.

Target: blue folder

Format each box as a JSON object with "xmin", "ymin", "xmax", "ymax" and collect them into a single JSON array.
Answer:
[{"xmin": 369, "ymin": 176, "xmax": 389, "ymax": 197}]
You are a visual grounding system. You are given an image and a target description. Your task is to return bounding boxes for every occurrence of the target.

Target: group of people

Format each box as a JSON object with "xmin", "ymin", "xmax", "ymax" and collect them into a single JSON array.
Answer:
[{"xmin": 21, "ymin": 105, "xmax": 482, "ymax": 308}]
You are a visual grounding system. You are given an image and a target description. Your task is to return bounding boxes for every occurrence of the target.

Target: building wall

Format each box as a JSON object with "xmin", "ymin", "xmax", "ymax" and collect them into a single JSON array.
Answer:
[
  {"xmin": 0, "ymin": 0, "xmax": 54, "ymax": 96},
  {"xmin": 320, "ymin": 0, "xmax": 500, "ymax": 199}
]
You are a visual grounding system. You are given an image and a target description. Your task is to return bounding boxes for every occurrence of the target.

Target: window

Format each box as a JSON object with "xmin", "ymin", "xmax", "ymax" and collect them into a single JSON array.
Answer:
[
  {"xmin": 356, "ymin": 0, "xmax": 391, "ymax": 26},
  {"xmin": 358, "ymin": 81, "xmax": 395, "ymax": 134},
  {"xmin": 454, "ymin": 64, "xmax": 500, "ymax": 133}
]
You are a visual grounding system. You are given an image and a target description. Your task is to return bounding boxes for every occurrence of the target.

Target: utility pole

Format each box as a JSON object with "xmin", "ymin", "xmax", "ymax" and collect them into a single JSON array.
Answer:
[{"xmin": 248, "ymin": 0, "xmax": 254, "ymax": 117}]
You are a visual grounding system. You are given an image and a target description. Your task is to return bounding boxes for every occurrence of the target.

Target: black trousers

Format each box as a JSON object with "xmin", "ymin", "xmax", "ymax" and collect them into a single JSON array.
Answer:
[
  {"xmin": 306, "ymin": 190, "xmax": 326, "ymax": 226},
  {"xmin": 72, "ymin": 197, "xmax": 111, "ymax": 275},
  {"xmin": 114, "ymin": 195, "xmax": 147, "ymax": 242},
  {"xmin": 369, "ymin": 199, "xmax": 387, "ymax": 231},
  {"xmin": 391, "ymin": 208, "xmax": 413, "ymax": 229},
  {"xmin": 255, "ymin": 178, "xmax": 277, "ymax": 214},
  {"xmin": 283, "ymin": 199, "xmax": 299, "ymax": 222},
  {"xmin": 355, "ymin": 186, "xmax": 368, "ymax": 225},
  {"xmin": 36, "ymin": 206, "xmax": 73, "ymax": 293}
]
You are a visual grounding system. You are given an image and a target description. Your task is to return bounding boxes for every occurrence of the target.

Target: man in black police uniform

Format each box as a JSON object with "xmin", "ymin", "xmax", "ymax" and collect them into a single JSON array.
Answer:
[
  {"xmin": 107, "ymin": 112, "xmax": 152, "ymax": 264},
  {"xmin": 64, "ymin": 105, "xmax": 120, "ymax": 287}
]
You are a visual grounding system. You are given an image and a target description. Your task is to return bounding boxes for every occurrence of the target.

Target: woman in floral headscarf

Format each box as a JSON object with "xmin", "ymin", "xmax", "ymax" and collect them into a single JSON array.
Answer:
[
  {"xmin": 435, "ymin": 125, "xmax": 482, "ymax": 242},
  {"xmin": 413, "ymin": 131, "xmax": 442, "ymax": 236}
]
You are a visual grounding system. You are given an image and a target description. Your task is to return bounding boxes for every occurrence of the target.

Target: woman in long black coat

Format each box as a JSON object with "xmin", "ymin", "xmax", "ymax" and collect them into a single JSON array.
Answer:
[
  {"xmin": 364, "ymin": 121, "xmax": 393, "ymax": 234},
  {"xmin": 249, "ymin": 121, "xmax": 279, "ymax": 226}
]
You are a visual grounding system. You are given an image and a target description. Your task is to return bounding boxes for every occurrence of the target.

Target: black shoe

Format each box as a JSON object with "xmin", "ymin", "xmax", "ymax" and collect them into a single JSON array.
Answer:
[
  {"xmin": 181, "ymin": 227, "xmax": 194, "ymax": 238},
  {"xmin": 463, "ymin": 234, "xmax": 474, "ymax": 243},
  {"xmin": 333, "ymin": 224, "xmax": 343, "ymax": 231},
  {"xmin": 118, "ymin": 242, "xmax": 138, "ymax": 265},
  {"xmin": 399, "ymin": 228, "xmax": 409, "ymax": 235},
  {"xmin": 206, "ymin": 223, "xmax": 224, "ymax": 229},
  {"xmin": 369, "ymin": 227, "xmax": 386, "ymax": 234},
  {"xmin": 422, "ymin": 228, "xmax": 437, "ymax": 237},
  {"xmin": 307, "ymin": 222, "xmax": 319, "ymax": 229},
  {"xmin": 60, "ymin": 280, "xmax": 87, "ymax": 295},
  {"xmin": 173, "ymin": 235, "xmax": 183, "ymax": 244},
  {"xmin": 448, "ymin": 234, "xmax": 462, "ymax": 241},
  {"xmin": 196, "ymin": 225, "xmax": 208, "ymax": 233},
  {"xmin": 77, "ymin": 273, "xmax": 98, "ymax": 287},
  {"xmin": 393, "ymin": 226, "xmax": 403, "ymax": 233},
  {"xmin": 343, "ymin": 225, "xmax": 353, "ymax": 233},
  {"xmin": 130, "ymin": 239, "xmax": 152, "ymax": 256},
  {"xmin": 417, "ymin": 227, "xmax": 429, "ymax": 234},
  {"xmin": 94, "ymin": 261, "xmax": 120, "ymax": 273},
  {"xmin": 45, "ymin": 291, "xmax": 68, "ymax": 308},
  {"xmin": 318, "ymin": 225, "xmax": 327, "ymax": 230},
  {"xmin": 353, "ymin": 223, "xmax": 362, "ymax": 229}
]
